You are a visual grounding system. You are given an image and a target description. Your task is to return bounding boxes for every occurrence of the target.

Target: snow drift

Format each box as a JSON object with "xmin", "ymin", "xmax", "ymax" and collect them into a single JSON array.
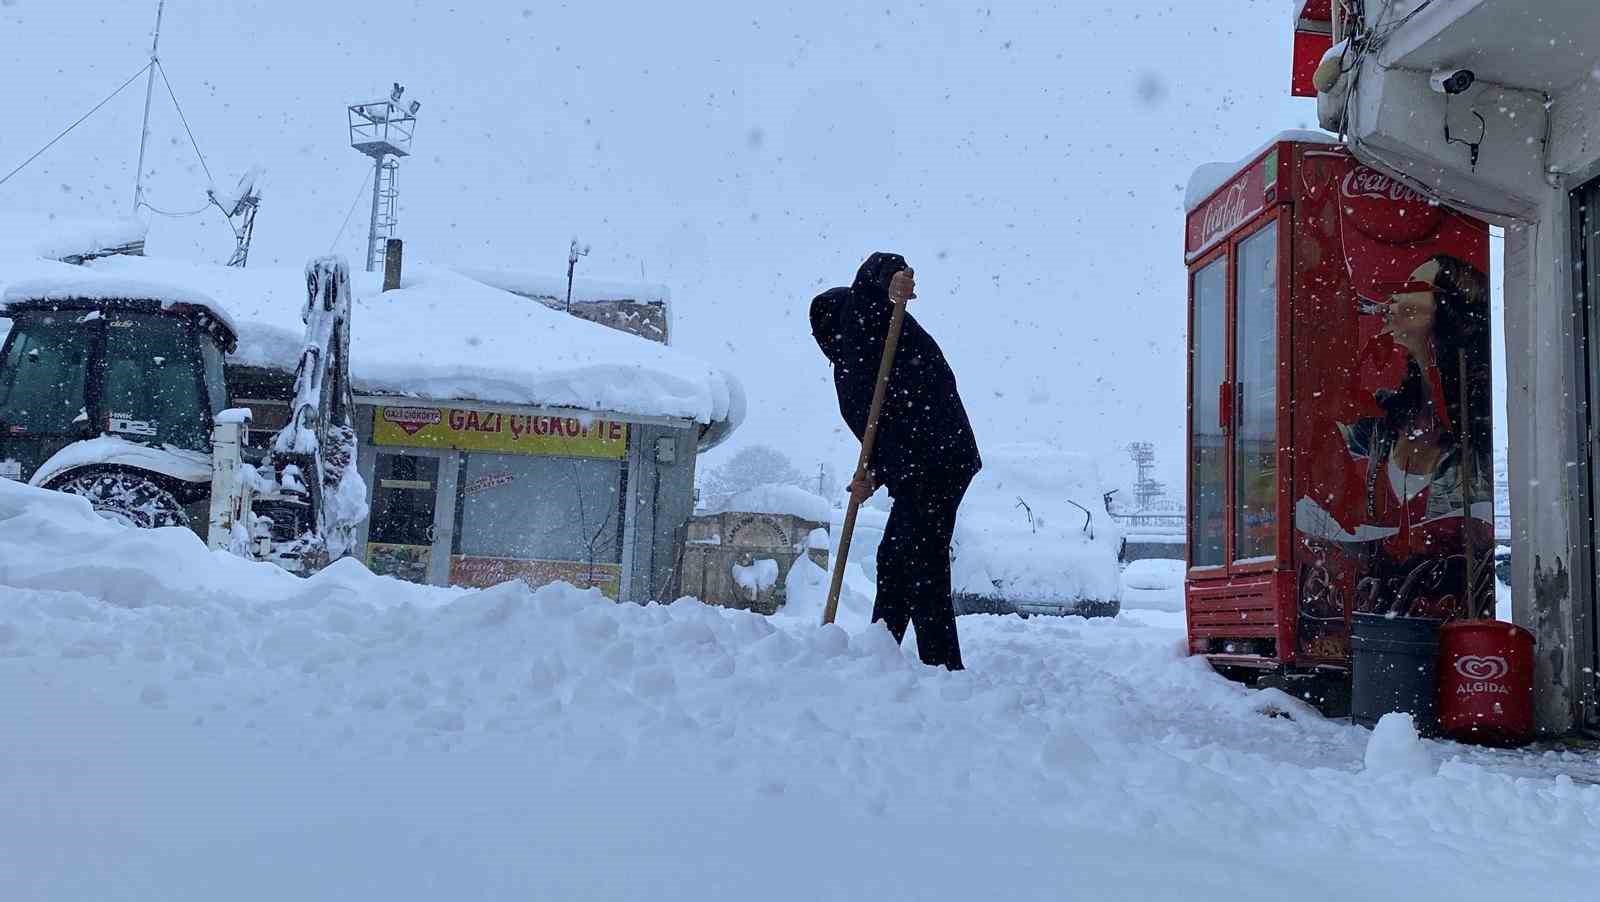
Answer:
[{"xmin": 0, "ymin": 476, "xmax": 1597, "ymax": 900}]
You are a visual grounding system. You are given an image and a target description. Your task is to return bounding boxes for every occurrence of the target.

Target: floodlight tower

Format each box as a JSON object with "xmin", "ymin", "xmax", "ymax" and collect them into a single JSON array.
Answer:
[
  {"xmin": 348, "ymin": 83, "xmax": 420, "ymax": 272},
  {"xmin": 1127, "ymin": 441, "xmax": 1165, "ymax": 511}
]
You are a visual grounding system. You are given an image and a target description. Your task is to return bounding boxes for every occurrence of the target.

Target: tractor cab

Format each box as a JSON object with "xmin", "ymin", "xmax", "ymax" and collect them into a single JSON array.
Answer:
[{"xmin": 0, "ymin": 287, "xmax": 236, "ymax": 530}]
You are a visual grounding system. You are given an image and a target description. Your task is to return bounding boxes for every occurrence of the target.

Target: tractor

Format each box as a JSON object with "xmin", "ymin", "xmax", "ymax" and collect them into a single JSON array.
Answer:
[{"xmin": 0, "ymin": 256, "xmax": 364, "ymax": 572}]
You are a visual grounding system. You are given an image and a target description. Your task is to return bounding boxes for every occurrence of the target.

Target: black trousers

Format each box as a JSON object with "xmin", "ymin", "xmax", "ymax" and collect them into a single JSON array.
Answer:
[{"xmin": 874, "ymin": 472, "xmax": 972, "ymax": 670}]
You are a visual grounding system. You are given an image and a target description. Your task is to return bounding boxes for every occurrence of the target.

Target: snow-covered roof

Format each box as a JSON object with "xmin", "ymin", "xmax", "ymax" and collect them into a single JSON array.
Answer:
[
  {"xmin": 455, "ymin": 265, "xmax": 669, "ymax": 307},
  {"xmin": 51, "ymin": 255, "xmax": 743, "ymax": 431},
  {"xmin": 0, "ymin": 211, "xmax": 146, "ymax": 263},
  {"xmin": 457, "ymin": 265, "xmax": 674, "ymax": 346},
  {"xmin": 703, "ymin": 483, "xmax": 834, "ymax": 523},
  {"xmin": 2, "ymin": 270, "xmax": 241, "ymax": 337},
  {"xmin": 1185, "ymin": 130, "xmax": 1342, "ymax": 211}
]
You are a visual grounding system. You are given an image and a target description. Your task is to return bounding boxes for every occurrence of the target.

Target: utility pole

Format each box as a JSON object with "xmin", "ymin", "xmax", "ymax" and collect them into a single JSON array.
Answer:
[
  {"xmin": 132, "ymin": 0, "xmax": 166, "ymax": 214},
  {"xmin": 566, "ymin": 238, "xmax": 590, "ymax": 312}
]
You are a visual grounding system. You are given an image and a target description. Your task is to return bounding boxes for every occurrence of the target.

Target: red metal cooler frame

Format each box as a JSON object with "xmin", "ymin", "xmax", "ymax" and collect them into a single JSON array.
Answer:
[{"xmin": 1184, "ymin": 138, "xmax": 1492, "ymax": 681}]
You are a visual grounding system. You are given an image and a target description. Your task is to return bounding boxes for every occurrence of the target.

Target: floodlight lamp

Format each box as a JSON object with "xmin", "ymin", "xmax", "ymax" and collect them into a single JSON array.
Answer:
[
  {"xmin": 408, "ymin": 100, "xmax": 421, "ymax": 116},
  {"xmin": 391, "ymin": 82, "xmax": 405, "ymax": 102}
]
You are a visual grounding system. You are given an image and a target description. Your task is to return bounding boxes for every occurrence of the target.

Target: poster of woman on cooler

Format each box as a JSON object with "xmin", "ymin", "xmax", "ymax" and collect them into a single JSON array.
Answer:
[{"xmin": 1293, "ymin": 159, "xmax": 1495, "ymax": 653}]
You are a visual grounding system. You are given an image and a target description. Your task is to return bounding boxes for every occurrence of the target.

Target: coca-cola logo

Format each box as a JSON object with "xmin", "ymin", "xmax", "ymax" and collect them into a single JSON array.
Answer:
[
  {"xmin": 1338, "ymin": 166, "xmax": 1444, "ymax": 243},
  {"xmin": 1199, "ymin": 181, "xmax": 1255, "ymax": 248},
  {"xmin": 1453, "ymin": 655, "xmax": 1509, "ymax": 681},
  {"xmin": 382, "ymin": 406, "xmax": 442, "ymax": 435},
  {"xmin": 1340, "ymin": 168, "xmax": 1431, "ymax": 204}
]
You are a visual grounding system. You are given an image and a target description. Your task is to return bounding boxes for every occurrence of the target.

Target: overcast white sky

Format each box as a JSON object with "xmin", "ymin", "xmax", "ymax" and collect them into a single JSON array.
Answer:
[{"xmin": 1, "ymin": 1, "xmax": 1378, "ymax": 495}]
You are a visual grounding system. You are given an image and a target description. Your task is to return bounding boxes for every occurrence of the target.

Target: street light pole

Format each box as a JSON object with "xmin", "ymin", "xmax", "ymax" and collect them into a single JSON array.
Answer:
[{"xmin": 565, "ymin": 238, "xmax": 590, "ymax": 312}]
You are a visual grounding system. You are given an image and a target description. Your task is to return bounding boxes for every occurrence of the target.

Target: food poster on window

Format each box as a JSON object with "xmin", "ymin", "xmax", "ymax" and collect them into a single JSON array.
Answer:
[
  {"xmin": 448, "ymin": 556, "xmax": 621, "ymax": 598},
  {"xmin": 1290, "ymin": 147, "xmax": 1494, "ymax": 661},
  {"xmin": 448, "ymin": 449, "xmax": 626, "ymax": 599},
  {"xmin": 365, "ymin": 542, "xmax": 431, "ymax": 584},
  {"xmin": 373, "ymin": 405, "xmax": 628, "ymax": 459}
]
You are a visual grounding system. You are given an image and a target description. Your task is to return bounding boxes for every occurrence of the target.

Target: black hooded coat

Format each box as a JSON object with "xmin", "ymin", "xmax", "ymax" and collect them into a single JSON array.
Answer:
[{"xmin": 809, "ymin": 253, "xmax": 982, "ymax": 493}]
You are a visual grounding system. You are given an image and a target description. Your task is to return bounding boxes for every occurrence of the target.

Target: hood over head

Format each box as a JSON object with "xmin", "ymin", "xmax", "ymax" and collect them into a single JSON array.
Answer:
[
  {"xmin": 810, "ymin": 252, "xmax": 909, "ymax": 365},
  {"xmin": 851, "ymin": 251, "xmax": 909, "ymax": 298}
]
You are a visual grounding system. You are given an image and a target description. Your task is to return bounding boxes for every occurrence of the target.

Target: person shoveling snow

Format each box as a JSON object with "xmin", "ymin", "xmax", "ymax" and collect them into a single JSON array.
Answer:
[{"xmin": 810, "ymin": 252, "xmax": 981, "ymax": 670}]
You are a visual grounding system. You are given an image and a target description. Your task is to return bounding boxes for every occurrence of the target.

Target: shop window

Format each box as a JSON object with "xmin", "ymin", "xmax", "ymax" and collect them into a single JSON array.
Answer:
[{"xmin": 452, "ymin": 451, "xmax": 626, "ymax": 592}]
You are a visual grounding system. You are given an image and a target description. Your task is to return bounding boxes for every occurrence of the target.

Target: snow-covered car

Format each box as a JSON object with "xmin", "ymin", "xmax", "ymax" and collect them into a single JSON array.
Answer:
[{"xmin": 950, "ymin": 443, "xmax": 1123, "ymax": 619}]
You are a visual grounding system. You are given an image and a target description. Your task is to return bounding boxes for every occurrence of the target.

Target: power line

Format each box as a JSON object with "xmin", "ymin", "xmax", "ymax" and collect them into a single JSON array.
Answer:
[
  {"xmin": 156, "ymin": 59, "xmax": 214, "ymax": 185},
  {"xmin": 0, "ymin": 62, "xmax": 153, "ymax": 190},
  {"xmin": 329, "ymin": 167, "xmax": 376, "ymax": 253},
  {"xmin": 139, "ymin": 199, "xmax": 212, "ymax": 218}
]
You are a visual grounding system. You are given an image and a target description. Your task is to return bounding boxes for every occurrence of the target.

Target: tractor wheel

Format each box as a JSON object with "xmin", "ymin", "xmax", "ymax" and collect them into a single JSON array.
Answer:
[{"xmin": 52, "ymin": 470, "xmax": 191, "ymax": 530}]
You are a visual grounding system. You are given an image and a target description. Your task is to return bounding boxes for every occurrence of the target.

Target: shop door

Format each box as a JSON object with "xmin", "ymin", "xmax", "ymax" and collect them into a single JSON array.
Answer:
[
  {"xmin": 366, "ymin": 452, "xmax": 441, "ymax": 583},
  {"xmin": 1573, "ymin": 178, "xmax": 1600, "ymax": 729},
  {"xmin": 1188, "ymin": 216, "xmax": 1284, "ymax": 578}
]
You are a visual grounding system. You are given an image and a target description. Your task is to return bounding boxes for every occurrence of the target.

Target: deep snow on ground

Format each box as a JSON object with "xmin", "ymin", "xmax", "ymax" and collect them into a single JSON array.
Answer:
[{"xmin": 1, "ymin": 479, "xmax": 1597, "ymax": 901}]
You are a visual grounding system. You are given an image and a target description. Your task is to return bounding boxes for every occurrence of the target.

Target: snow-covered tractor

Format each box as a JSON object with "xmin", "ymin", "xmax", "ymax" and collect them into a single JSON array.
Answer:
[{"xmin": 0, "ymin": 256, "xmax": 365, "ymax": 572}]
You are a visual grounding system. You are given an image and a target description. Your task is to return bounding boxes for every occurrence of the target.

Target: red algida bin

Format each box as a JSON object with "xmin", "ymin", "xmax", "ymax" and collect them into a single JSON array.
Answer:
[{"xmin": 1436, "ymin": 620, "xmax": 1536, "ymax": 746}]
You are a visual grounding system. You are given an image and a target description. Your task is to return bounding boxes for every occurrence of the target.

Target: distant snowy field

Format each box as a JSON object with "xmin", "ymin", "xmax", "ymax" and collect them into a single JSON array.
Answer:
[{"xmin": 1, "ymin": 479, "xmax": 1596, "ymax": 901}]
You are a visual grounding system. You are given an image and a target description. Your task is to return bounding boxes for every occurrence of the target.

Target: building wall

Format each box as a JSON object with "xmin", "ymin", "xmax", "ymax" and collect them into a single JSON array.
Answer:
[
  {"xmin": 623, "ymin": 421, "xmax": 701, "ymax": 603},
  {"xmin": 1504, "ymin": 214, "xmax": 1581, "ymax": 734},
  {"xmin": 1504, "ymin": 74, "xmax": 1600, "ymax": 734},
  {"xmin": 1550, "ymin": 75, "xmax": 1600, "ymax": 172}
]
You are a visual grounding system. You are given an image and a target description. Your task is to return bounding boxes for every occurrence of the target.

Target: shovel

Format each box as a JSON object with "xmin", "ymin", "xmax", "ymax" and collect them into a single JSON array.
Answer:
[{"xmin": 822, "ymin": 278, "xmax": 911, "ymax": 625}]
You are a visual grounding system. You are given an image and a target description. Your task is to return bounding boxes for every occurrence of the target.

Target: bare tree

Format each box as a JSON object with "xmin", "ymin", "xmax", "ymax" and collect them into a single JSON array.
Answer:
[
  {"xmin": 701, "ymin": 444, "xmax": 806, "ymax": 497},
  {"xmin": 571, "ymin": 460, "xmax": 618, "ymax": 590}
]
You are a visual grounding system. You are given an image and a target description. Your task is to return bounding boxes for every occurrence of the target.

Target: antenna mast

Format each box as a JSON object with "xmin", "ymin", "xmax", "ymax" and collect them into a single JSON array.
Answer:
[
  {"xmin": 132, "ymin": 0, "xmax": 166, "ymax": 214},
  {"xmin": 348, "ymin": 83, "xmax": 420, "ymax": 272}
]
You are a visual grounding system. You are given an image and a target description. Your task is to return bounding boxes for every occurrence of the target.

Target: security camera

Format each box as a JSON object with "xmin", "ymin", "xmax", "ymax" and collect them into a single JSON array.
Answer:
[{"xmin": 1429, "ymin": 68, "xmax": 1475, "ymax": 95}]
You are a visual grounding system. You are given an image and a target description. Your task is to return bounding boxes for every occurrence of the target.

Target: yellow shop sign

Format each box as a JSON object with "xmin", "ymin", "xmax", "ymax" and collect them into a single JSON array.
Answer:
[{"xmin": 373, "ymin": 406, "xmax": 628, "ymax": 459}]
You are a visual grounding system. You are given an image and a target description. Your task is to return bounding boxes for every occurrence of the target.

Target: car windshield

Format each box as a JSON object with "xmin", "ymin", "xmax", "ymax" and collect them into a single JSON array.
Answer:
[
  {"xmin": 0, "ymin": 312, "xmax": 92, "ymax": 435},
  {"xmin": 100, "ymin": 313, "xmax": 209, "ymax": 451}
]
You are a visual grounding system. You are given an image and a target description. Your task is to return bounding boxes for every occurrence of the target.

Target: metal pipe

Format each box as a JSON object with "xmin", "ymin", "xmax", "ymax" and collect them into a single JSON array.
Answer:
[
  {"xmin": 132, "ymin": 0, "xmax": 165, "ymax": 213},
  {"xmin": 365, "ymin": 153, "xmax": 384, "ymax": 272}
]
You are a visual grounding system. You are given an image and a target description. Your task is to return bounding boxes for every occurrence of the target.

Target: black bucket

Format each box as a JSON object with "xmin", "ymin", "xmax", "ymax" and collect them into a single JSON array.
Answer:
[{"xmin": 1350, "ymin": 613, "xmax": 1443, "ymax": 733}]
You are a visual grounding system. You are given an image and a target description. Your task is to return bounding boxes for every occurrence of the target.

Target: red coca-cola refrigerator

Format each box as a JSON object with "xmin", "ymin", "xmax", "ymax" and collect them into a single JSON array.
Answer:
[{"xmin": 1184, "ymin": 136, "xmax": 1494, "ymax": 683}]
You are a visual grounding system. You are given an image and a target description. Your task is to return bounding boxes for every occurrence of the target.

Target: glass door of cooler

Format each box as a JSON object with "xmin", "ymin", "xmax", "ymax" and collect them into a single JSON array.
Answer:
[
  {"xmin": 1232, "ymin": 220, "xmax": 1280, "ymax": 569},
  {"xmin": 1189, "ymin": 215, "xmax": 1284, "ymax": 578},
  {"xmin": 1189, "ymin": 255, "xmax": 1229, "ymax": 574}
]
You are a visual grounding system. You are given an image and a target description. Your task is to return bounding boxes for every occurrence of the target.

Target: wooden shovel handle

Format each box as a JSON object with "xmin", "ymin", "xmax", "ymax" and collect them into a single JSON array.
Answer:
[{"xmin": 822, "ymin": 293, "xmax": 910, "ymax": 625}]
